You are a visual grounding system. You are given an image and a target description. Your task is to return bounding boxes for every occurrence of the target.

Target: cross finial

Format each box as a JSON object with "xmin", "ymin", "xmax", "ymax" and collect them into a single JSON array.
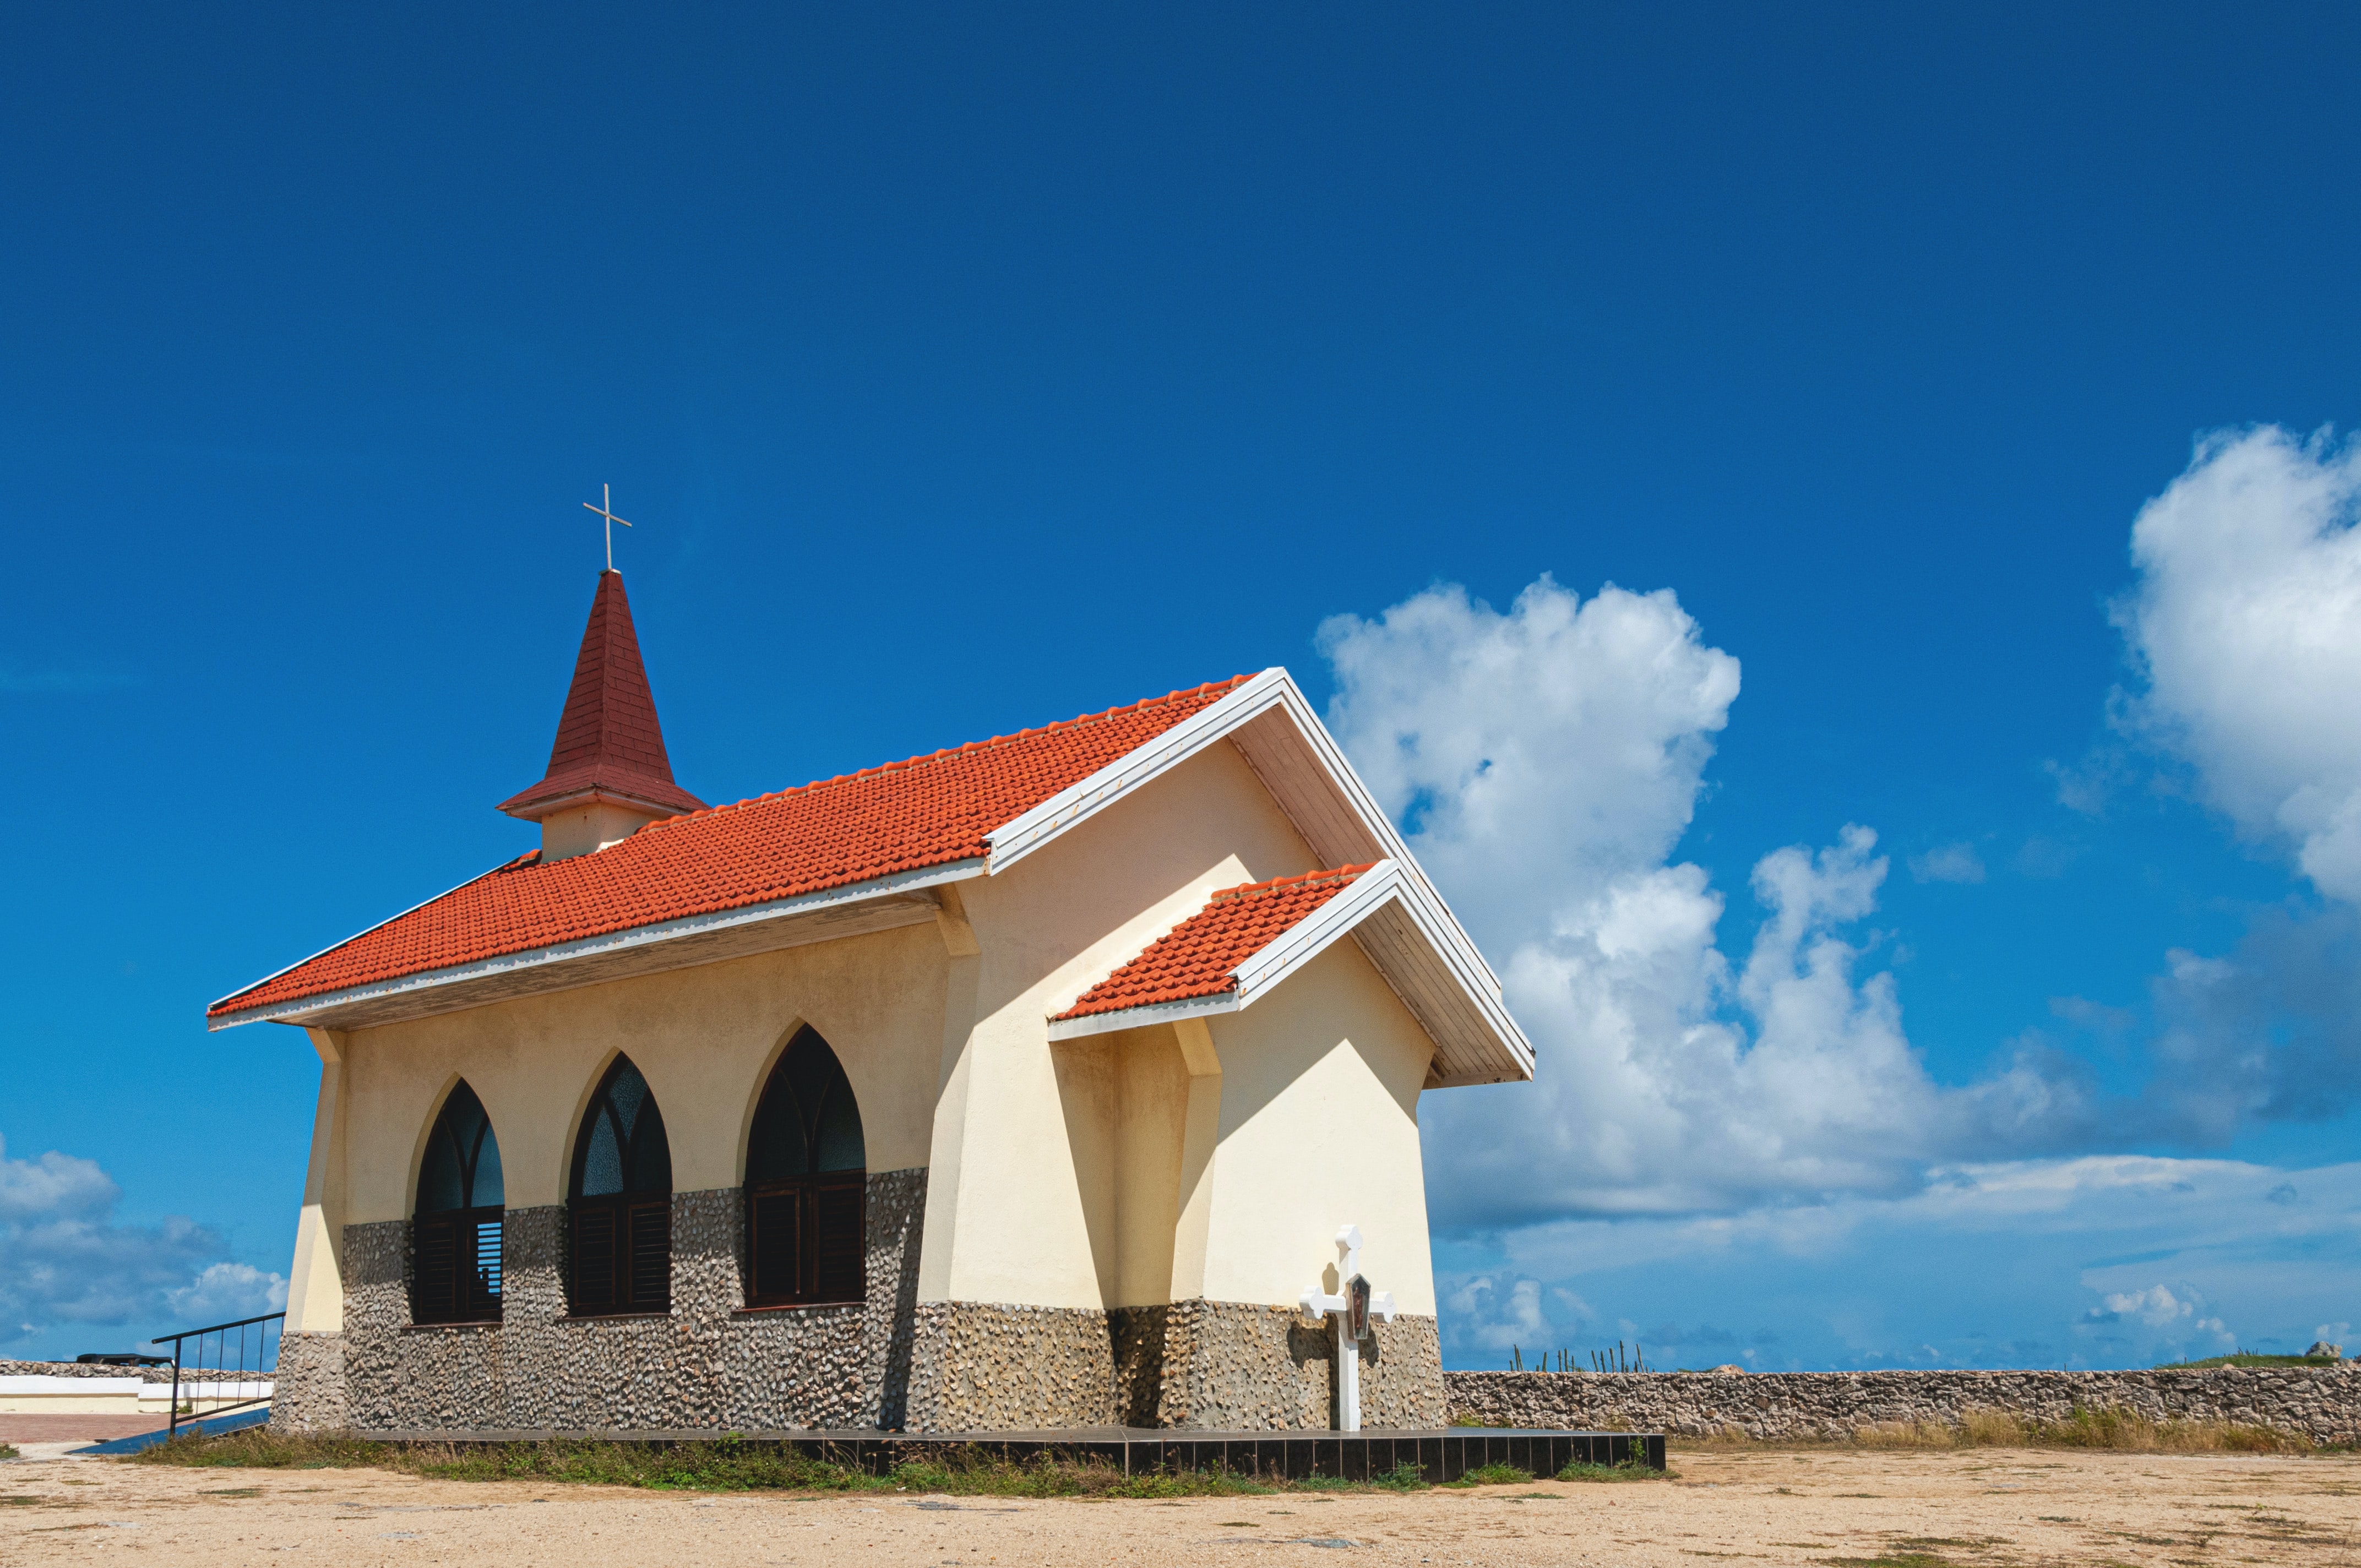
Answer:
[
  {"xmin": 581, "ymin": 482, "xmax": 633, "ymax": 572},
  {"xmin": 1335, "ymin": 1224, "xmax": 1364, "ymax": 1281}
]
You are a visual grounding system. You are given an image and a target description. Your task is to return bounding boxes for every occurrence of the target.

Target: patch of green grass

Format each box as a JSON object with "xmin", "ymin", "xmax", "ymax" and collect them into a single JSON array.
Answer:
[
  {"xmin": 0, "ymin": 1445, "xmax": 16, "ymax": 1461},
  {"xmin": 141, "ymin": 1431, "xmax": 1590, "ymax": 1498},
  {"xmin": 1446, "ymin": 1462, "xmax": 1534, "ymax": 1488},
  {"xmin": 1446, "ymin": 1413, "xmax": 1486, "ymax": 1428},
  {"xmin": 1557, "ymin": 1460, "xmax": 1666, "ymax": 1483}
]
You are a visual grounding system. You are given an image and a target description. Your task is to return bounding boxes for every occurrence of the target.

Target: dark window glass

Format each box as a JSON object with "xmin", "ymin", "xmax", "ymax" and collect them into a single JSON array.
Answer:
[
  {"xmin": 744, "ymin": 1029, "xmax": 866, "ymax": 1308},
  {"xmin": 568, "ymin": 1056, "xmax": 672, "ymax": 1314},
  {"xmin": 413, "ymin": 1081, "xmax": 503, "ymax": 1325}
]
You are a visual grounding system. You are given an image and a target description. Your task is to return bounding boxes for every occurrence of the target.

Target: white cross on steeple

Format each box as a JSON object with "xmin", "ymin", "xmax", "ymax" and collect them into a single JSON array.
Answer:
[{"xmin": 581, "ymin": 482, "xmax": 634, "ymax": 572}]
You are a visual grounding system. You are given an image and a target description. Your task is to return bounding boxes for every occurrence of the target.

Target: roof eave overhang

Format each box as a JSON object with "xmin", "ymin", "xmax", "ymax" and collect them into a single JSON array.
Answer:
[
  {"xmin": 497, "ymin": 780, "xmax": 704, "ymax": 822},
  {"xmin": 1043, "ymin": 859, "xmax": 1534, "ymax": 1086},
  {"xmin": 206, "ymin": 857, "xmax": 987, "ymax": 1033}
]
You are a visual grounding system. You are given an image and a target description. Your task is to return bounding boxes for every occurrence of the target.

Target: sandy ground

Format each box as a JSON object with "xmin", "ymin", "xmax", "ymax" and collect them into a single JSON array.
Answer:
[
  {"xmin": 1, "ymin": 1445, "xmax": 2355, "ymax": 1566},
  {"xmin": 0, "ymin": 1417, "xmax": 168, "ymax": 1444}
]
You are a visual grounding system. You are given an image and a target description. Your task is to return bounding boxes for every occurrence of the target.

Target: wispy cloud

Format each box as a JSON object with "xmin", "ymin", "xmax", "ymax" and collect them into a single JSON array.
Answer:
[
  {"xmin": 0, "ymin": 1136, "xmax": 282, "ymax": 1355},
  {"xmin": 1438, "ymin": 1156, "xmax": 2359, "ymax": 1370},
  {"xmin": 1909, "ymin": 842, "xmax": 1987, "ymax": 884}
]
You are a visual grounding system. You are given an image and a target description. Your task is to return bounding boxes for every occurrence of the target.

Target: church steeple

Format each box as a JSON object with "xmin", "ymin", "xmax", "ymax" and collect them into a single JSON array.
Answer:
[{"xmin": 499, "ymin": 569, "xmax": 705, "ymax": 860}]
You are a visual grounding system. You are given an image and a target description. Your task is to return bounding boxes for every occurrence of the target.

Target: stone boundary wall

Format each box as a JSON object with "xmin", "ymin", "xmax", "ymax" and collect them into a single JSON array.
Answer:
[
  {"xmin": 1445, "ymin": 1367, "xmax": 2361, "ymax": 1445},
  {"xmin": 0, "ymin": 1360, "xmax": 262, "ymax": 1385}
]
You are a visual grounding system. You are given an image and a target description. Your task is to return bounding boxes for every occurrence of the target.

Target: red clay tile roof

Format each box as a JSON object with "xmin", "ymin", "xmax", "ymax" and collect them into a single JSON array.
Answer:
[
  {"xmin": 1053, "ymin": 864, "xmax": 1375, "ymax": 1021},
  {"xmin": 498, "ymin": 570, "xmax": 706, "ymax": 820},
  {"xmin": 210, "ymin": 675, "xmax": 1254, "ymax": 1020}
]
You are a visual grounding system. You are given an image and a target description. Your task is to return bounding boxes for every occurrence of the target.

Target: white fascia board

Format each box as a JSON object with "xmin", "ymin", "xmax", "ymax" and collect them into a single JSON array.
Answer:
[
  {"xmin": 1228, "ymin": 860, "xmax": 1410, "ymax": 1008},
  {"xmin": 206, "ymin": 857, "xmax": 988, "ymax": 1032},
  {"xmin": 985, "ymin": 666, "xmax": 1509, "ymax": 1006},
  {"xmin": 204, "ymin": 859, "xmax": 520, "ymax": 1025},
  {"xmin": 986, "ymin": 668, "xmax": 1297, "ymax": 872},
  {"xmin": 1366, "ymin": 871, "xmax": 1536, "ymax": 1074},
  {"xmin": 1045, "ymin": 863, "xmax": 1409, "ymax": 1044},
  {"xmin": 1048, "ymin": 858, "xmax": 1533, "ymax": 1077},
  {"xmin": 1046, "ymin": 990, "xmax": 1241, "ymax": 1042}
]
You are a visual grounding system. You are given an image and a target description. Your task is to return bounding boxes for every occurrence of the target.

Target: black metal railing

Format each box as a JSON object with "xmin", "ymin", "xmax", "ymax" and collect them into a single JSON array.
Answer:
[{"xmin": 151, "ymin": 1310, "xmax": 284, "ymax": 1438}]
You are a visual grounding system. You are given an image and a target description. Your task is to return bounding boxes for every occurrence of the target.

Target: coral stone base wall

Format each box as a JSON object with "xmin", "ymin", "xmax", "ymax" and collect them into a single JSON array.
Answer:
[
  {"xmin": 1130, "ymin": 1302, "xmax": 1444, "ymax": 1431},
  {"xmin": 1444, "ymin": 1367, "xmax": 2361, "ymax": 1445},
  {"xmin": 901, "ymin": 1301, "xmax": 1444, "ymax": 1433},
  {"xmin": 271, "ymin": 1168, "xmax": 926, "ymax": 1436},
  {"xmin": 901, "ymin": 1302, "xmax": 1119, "ymax": 1431},
  {"xmin": 267, "ymin": 1332, "xmax": 347, "ymax": 1433}
]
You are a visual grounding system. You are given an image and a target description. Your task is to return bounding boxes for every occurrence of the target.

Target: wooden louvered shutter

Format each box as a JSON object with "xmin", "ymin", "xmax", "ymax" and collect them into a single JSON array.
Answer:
[
  {"xmin": 571, "ymin": 1204, "xmax": 616, "ymax": 1315},
  {"xmin": 414, "ymin": 1215, "xmax": 457, "ymax": 1324},
  {"xmin": 748, "ymin": 1186, "xmax": 801, "ymax": 1306},
  {"xmin": 625, "ymin": 1199, "xmax": 671, "ymax": 1311},
  {"xmin": 465, "ymin": 1215, "xmax": 503, "ymax": 1321},
  {"xmin": 812, "ymin": 1179, "xmax": 865, "ymax": 1305}
]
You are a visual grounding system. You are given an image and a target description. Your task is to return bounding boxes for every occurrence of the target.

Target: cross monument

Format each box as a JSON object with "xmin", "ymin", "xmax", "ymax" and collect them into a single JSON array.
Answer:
[{"xmin": 1299, "ymin": 1223, "xmax": 1396, "ymax": 1432}]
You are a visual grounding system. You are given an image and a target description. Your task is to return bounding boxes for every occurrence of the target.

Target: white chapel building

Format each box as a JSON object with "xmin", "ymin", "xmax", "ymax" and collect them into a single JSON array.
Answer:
[{"xmin": 211, "ymin": 567, "xmax": 1532, "ymax": 1434}]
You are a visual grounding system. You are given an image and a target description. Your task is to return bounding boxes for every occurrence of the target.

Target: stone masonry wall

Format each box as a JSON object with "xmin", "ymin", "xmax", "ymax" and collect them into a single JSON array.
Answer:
[
  {"xmin": 267, "ymin": 1333, "xmax": 347, "ymax": 1433},
  {"xmin": 901, "ymin": 1302, "xmax": 1118, "ymax": 1431},
  {"xmin": 902, "ymin": 1302, "xmax": 1445, "ymax": 1433},
  {"xmin": 1445, "ymin": 1367, "xmax": 2361, "ymax": 1445},
  {"xmin": 1148, "ymin": 1303, "xmax": 1445, "ymax": 1431},
  {"xmin": 292, "ymin": 1167, "xmax": 926, "ymax": 1435}
]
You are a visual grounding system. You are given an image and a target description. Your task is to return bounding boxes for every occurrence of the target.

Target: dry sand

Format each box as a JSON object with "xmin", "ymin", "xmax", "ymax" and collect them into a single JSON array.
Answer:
[{"xmin": 2, "ymin": 1444, "xmax": 2355, "ymax": 1566}]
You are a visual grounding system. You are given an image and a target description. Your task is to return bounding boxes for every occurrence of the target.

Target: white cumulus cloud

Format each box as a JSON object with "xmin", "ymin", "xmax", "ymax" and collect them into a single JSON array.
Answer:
[
  {"xmin": 1321, "ymin": 576, "xmax": 2088, "ymax": 1223},
  {"xmin": 2114, "ymin": 425, "xmax": 2361, "ymax": 902}
]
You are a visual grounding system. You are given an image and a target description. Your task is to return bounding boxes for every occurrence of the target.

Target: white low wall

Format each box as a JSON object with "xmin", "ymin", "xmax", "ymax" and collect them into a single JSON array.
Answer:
[{"xmin": 0, "ymin": 1374, "xmax": 273, "ymax": 1415}]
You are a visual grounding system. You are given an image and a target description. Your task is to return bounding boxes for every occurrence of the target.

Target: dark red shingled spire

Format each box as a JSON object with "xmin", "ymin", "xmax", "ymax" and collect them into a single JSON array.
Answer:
[{"xmin": 498, "ymin": 570, "xmax": 706, "ymax": 821}]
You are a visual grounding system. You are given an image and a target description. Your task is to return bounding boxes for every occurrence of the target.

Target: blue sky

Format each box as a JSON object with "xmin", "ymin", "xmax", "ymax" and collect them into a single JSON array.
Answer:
[{"xmin": 4, "ymin": 4, "xmax": 2358, "ymax": 1369}]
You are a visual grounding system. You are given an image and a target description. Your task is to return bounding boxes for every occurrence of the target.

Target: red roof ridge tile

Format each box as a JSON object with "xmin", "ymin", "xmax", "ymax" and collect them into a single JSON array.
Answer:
[
  {"xmin": 631, "ymin": 674, "xmax": 1255, "ymax": 839},
  {"xmin": 1207, "ymin": 862, "xmax": 1379, "ymax": 903}
]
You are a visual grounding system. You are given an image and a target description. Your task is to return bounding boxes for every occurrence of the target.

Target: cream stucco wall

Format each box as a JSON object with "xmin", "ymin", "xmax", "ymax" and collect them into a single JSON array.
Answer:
[
  {"xmin": 920, "ymin": 740, "xmax": 1324, "ymax": 1308},
  {"xmin": 1195, "ymin": 938, "xmax": 1439, "ymax": 1317},
  {"xmin": 335, "ymin": 919, "xmax": 949, "ymax": 1224}
]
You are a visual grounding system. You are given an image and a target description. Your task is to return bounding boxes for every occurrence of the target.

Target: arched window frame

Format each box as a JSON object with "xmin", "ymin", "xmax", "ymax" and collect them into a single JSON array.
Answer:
[
  {"xmin": 567, "ymin": 1055, "xmax": 673, "ymax": 1316},
  {"xmin": 743, "ymin": 1027, "xmax": 867, "ymax": 1309},
  {"xmin": 412, "ymin": 1080, "xmax": 504, "ymax": 1326}
]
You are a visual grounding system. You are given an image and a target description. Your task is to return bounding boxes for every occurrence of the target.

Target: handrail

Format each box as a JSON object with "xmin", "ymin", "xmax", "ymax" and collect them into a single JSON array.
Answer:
[{"xmin": 151, "ymin": 1310, "xmax": 285, "ymax": 1439}]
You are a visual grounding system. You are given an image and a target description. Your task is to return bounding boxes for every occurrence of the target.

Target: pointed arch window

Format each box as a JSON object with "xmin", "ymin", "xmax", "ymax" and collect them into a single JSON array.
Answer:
[
  {"xmin": 414, "ymin": 1081, "xmax": 504, "ymax": 1325},
  {"xmin": 745, "ymin": 1027, "xmax": 866, "ymax": 1308},
  {"xmin": 568, "ymin": 1055, "xmax": 673, "ymax": 1315}
]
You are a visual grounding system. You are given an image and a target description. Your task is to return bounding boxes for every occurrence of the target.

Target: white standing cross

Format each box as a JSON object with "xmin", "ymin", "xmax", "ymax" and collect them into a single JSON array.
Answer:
[
  {"xmin": 1299, "ymin": 1223, "xmax": 1396, "ymax": 1433},
  {"xmin": 581, "ymin": 482, "xmax": 634, "ymax": 571}
]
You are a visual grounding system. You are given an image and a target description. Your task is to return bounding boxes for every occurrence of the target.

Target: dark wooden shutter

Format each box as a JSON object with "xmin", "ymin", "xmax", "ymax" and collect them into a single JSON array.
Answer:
[
  {"xmin": 414, "ymin": 1215, "xmax": 457, "ymax": 1324},
  {"xmin": 465, "ymin": 1216, "xmax": 503, "ymax": 1321},
  {"xmin": 625, "ymin": 1199, "xmax": 671, "ymax": 1311},
  {"xmin": 748, "ymin": 1186, "xmax": 801, "ymax": 1306},
  {"xmin": 571, "ymin": 1204, "xmax": 616, "ymax": 1315},
  {"xmin": 812, "ymin": 1179, "xmax": 866, "ymax": 1305}
]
